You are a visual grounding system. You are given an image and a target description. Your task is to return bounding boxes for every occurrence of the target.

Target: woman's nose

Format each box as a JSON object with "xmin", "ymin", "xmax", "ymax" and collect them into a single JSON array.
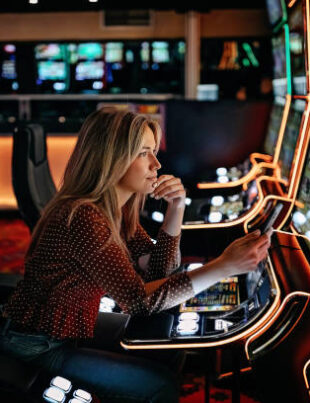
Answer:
[{"xmin": 152, "ymin": 155, "xmax": 161, "ymax": 170}]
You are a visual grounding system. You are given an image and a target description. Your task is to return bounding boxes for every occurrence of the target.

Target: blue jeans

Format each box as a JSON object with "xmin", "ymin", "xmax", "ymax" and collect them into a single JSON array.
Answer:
[{"xmin": 0, "ymin": 313, "xmax": 181, "ymax": 403}]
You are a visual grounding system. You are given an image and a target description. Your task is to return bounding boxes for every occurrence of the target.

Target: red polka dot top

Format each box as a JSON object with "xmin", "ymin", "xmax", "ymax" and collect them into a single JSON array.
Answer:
[{"xmin": 4, "ymin": 201, "xmax": 194, "ymax": 339}]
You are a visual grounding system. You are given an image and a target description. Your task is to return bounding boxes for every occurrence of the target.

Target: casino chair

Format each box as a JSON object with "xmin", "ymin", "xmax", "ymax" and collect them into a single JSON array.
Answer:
[
  {"xmin": 12, "ymin": 123, "xmax": 56, "ymax": 232},
  {"xmin": 0, "ymin": 124, "xmax": 57, "ymax": 401}
]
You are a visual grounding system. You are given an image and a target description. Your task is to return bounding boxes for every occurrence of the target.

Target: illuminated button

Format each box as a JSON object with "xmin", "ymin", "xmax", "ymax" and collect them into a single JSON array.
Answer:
[
  {"xmin": 216, "ymin": 167, "xmax": 227, "ymax": 176},
  {"xmin": 293, "ymin": 211, "xmax": 307, "ymax": 226},
  {"xmin": 185, "ymin": 197, "xmax": 192, "ymax": 206},
  {"xmin": 214, "ymin": 319, "xmax": 234, "ymax": 331},
  {"xmin": 69, "ymin": 399, "xmax": 86, "ymax": 403},
  {"xmin": 217, "ymin": 175, "xmax": 229, "ymax": 183},
  {"xmin": 50, "ymin": 376, "xmax": 72, "ymax": 393},
  {"xmin": 93, "ymin": 81, "xmax": 103, "ymax": 90},
  {"xmin": 73, "ymin": 389, "xmax": 92, "ymax": 402},
  {"xmin": 179, "ymin": 312, "xmax": 199, "ymax": 321},
  {"xmin": 187, "ymin": 263, "xmax": 203, "ymax": 271},
  {"xmin": 208, "ymin": 212, "xmax": 222, "ymax": 223},
  {"xmin": 43, "ymin": 386, "xmax": 65, "ymax": 403},
  {"xmin": 177, "ymin": 320, "xmax": 199, "ymax": 335},
  {"xmin": 99, "ymin": 297, "xmax": 116, "ymax": 313},
  {"xmin": 228, "ymin": 194, "xmax": 240, "ymax": 202},
  {"xmin": 228, "ymin": 213, "xmax": 238, "ymax": 220},
  {"xmin": 211, "ymin": 196, "xmax": 224, "ymax": 207},
  {"xmin": 152, "ymin": 211, "xmax": 164, "ymax": 222}
]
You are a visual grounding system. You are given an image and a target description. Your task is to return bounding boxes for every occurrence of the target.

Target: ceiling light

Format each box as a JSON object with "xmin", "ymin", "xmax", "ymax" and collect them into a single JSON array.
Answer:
[
  {"xmin": 88, "ymin": 0, "xmax": 98, "ymax": 2},
  {"xmin": 29, "ymin": 0, "xmax": 38, "ymax": 4}
]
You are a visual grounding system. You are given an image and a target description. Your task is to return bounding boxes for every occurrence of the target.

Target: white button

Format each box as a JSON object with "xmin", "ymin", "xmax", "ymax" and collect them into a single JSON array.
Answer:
[
  {"xmin": 74, "ymin": 389, "xmax": 92, "ymax": 402},
  {"xmin": 51, "ymin": 376, "xmax": 72, "ymax": 393},
  {"xmin": 43, "ymin": 386, "xmax": 65, "ymax": 403}
]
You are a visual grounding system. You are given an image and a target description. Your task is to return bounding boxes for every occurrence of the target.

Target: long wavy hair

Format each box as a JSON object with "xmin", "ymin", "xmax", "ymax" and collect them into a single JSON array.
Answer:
[{"xmin": 27, "ymin": 108, "xmax": 162, "ymax": 256}]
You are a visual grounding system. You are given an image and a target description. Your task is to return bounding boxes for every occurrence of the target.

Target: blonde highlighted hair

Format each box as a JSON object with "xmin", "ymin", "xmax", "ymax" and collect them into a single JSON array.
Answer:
[{"xmin": 27, "ymin": 108, "xmax": 162, "ymax": 256}]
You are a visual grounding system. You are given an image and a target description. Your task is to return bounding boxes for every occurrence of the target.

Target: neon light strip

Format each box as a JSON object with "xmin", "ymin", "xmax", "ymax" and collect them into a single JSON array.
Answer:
[
  {"xmin": 288, "ymin": 0, "xmax": 298, "ymax": 7},
  {"xmin": 303, "ymin": 359, "xmax": 310, "ymax": 394},
  {"xmin": 273, "ymin": 94, "xmax": 292, "ymax": 164},
  {"xmin": 284, "ymin": 24, "xmax": 293, "ymax": 95},
  {"xmin": 245, "ymin": 291, "xmax": 310, "ymax": 360},
  {"xmin": 120, "ymin": 256, "xmax": 281, "ymax": 350}
]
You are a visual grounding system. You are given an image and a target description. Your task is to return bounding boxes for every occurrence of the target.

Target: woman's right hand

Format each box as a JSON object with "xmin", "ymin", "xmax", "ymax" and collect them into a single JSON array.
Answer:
[{"xmin": 219, "ymin": 229, "xmax": 272, "ymax": 276}]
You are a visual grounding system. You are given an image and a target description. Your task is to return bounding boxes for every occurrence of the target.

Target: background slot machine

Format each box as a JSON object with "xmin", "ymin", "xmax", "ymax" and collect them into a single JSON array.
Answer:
[
  {"xmin": 34, "ymin": 43, "xmax": 69, "ymax": 93},
  {"xmin": 72, "ymin": 42, "xmax": 106, "ymax": 93}
]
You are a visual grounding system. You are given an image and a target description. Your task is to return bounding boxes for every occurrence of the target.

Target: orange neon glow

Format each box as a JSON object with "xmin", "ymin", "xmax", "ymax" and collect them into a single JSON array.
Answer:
[
  {"xmin": 120, "ymin": 256, "xmax": 281, "ymax": 350},
  {"xmin": 288, "ymin": 0, "xmax": 298, "ymax": 7},
  {"xmin": 245, "ymin": 291, "xmax": 310, "ymax": 361},
  {"xmin": 303, "ymin": 359, "xmax": 310, "ymax": 392},
  {"xmin": 218, "ymin": 367, "xmax": 252, "ymax": 380},
  {"xmin": 0, "ymin": 135, "xmax": 77, "ymax": 209}
]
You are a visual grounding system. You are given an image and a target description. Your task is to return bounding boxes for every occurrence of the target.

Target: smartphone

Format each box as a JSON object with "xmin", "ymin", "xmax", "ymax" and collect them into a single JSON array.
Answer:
[{"xmin": 259, "ymin": 203, "xmax": 284, "ymax": 234}]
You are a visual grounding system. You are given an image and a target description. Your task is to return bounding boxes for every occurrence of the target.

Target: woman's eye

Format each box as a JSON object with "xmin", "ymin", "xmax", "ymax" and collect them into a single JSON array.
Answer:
[{"xmin": 139, "ymin": 151, "xmax": 148, "ymax": 157}]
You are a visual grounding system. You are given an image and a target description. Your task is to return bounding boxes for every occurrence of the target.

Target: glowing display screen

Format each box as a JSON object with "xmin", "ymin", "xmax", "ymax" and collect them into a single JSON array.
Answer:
[
  {"xmin": 37, "ymin": 61, "xmax": 66, "ymax": 80},
  {"xmin": 180, "ymin": 277, "xmax": 239, "ymax": 312},
  {"xmin": 75, "ymin": 61, "xmax": 104, "ymax": 80},
  {"xmin": 152, "ymin": 41, "xmax": 170, "ymax": 63},
  {"xmin": 77, "ymin": 43, "xmax": 103, "ymax": 60},
  {"xmin": 35, "ymin": 44, "xmax": 65, "ymax": 60}
]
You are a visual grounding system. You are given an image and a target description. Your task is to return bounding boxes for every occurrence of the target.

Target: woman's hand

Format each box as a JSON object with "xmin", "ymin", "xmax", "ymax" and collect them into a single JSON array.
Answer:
[
  {"xmin": 150, "ymin": 175, "xmax": 186, "ymax": 209},
  {"xmin": 219, "ymin": 229, "xmax": 272, "ymax": 276}
]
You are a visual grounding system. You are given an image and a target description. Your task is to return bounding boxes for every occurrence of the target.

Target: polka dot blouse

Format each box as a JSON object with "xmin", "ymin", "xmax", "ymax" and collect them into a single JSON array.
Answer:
[{"xmin": 4, "ymin": 202, "xmax": 195, "ymax": 339}]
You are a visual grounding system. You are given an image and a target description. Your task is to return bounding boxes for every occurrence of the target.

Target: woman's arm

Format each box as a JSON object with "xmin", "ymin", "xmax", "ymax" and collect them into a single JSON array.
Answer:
[{"xmin": 145, "ymin": 229, "xmax": 272, "ymax": 296}]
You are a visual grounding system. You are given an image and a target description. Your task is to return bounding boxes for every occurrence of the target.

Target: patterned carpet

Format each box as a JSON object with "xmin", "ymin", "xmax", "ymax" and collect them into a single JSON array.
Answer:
[{"xmin": 0, "ymin": 218, "xmax": 261, "ymax": 403}]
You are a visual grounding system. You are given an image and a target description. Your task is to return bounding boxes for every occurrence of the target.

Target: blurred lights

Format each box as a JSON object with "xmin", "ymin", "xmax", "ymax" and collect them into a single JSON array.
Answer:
[
  {"xmin": 211, "ymin": 195, "xmax": 224, "ymax": 207},
  {"xmin": 208, "ymin": 211, "xmax": 222, "ymax": 223},
  {"xmin": 29, "ymin": 0, "xmax": 38, "ymax": 4},
  {"xmin": 216, "ymin": 167, "xmax": 227, "ymax": 176}
]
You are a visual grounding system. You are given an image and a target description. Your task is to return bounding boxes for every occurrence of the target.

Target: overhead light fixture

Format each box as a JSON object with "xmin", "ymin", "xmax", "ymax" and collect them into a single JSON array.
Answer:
[
  {"xmin": 29, "ymin": 0, "xmax": 38, "ymax": 4},
  {"xmin": 88, "ymin": 0, "xmax": 98, "ymax": 2}
]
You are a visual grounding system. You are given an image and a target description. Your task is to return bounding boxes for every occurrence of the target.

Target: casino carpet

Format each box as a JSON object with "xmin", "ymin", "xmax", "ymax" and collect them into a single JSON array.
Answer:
[{"xmin": 0, "ymin": 218, "xmax": 261, "ymax": 403}]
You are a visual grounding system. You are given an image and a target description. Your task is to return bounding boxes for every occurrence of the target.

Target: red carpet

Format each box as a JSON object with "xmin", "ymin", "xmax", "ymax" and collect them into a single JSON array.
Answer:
[{"xmin": 0, "ymin": 218, "xmax": 261, "ymax": 403}]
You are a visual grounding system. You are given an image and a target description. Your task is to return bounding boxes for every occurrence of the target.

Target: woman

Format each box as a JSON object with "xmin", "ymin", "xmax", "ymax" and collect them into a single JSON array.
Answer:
[{"xmin": 0, "ymin": 108, "xmax": 271, "ymax": 402}]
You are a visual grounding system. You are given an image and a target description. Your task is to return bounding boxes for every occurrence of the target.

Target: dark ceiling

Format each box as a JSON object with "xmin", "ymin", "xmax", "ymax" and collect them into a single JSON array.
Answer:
[{"xmin": 0, "ymin": 0, "xmax": 266, "ymax": 13}]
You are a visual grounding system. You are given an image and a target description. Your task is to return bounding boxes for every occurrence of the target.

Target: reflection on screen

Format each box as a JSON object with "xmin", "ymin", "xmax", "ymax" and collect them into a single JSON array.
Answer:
[
  {"xmin": 278, "ymin": 100, "xmax": 305, "ymax": 181},
  {"xmin": 289, "ymin": 2, "xmax": 307, "ymax": 95},
  {"xmin": 272, "ymin": 33, "xmax": 286, "ymax": 79},
  {"xmin": 180, "ymin": 277, "xmax": 239, "ymax": 312},
  {"xmin": 37, "ymin": 61, "xmax": 66, "ymax": 80},
  {"xmin": 293, "ymin": 162, "xmax": 310, "ymax": 238},
  {"xmin": 265, "ymin": 0, "xmax": 283, "ymax": 27},
  {"xmin": 264, "ymin": 103, "xmax": 285, "ymax": 156},
  {"xmin": 75, "ymin": 61, "xmax": 104, "ymax": 80}
]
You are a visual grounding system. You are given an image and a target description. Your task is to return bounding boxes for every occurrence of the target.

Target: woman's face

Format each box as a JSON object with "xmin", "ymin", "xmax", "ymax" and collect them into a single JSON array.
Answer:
[{"xmin": 117, "ymin": 126, "xmax": 161, "ymax": 198}]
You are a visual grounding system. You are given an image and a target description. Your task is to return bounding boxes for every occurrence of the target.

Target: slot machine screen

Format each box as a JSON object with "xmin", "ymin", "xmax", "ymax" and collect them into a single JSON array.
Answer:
[
  {"xmin": 265, "ymin": 0, "xmax": 284, "ymax": 27},
  {"xmin": 35, "ymin": 43, "xmax": 65, "ymax": 60},
  {"xmin": 75, "ymin": 61, "xmax": 104, "ymax": 80},
  {"xmin": 278, "ymin": 99, "xmax": 305, "ymax": 181},
  {"xmin": 151, "ymin": 41, "xmax": 170, "ymax": 63},
  {"xmin": 289, "ymin": 2, "xmax": 307, "ymax": 95},
  {"xmin": 293, "ymin": 156, "xmax": 310, "ymax": 238},
  {"xmin": 105, "ymin": 42, "xmax": 124, "ymax": 63},
  {"xmin": 263, "ymin": 101, "xmax": 285, "ymax": 156},
  {"xmin": 0, "ymin": 44, "xmax": 18, "ymax": 92},
  {"xmin": 38, "ymin": 61, "xmax": 66, "ymax": 80},
  {"xmin": 77, "ymin": 43, "xmax": 103, "ymax": 60},
  {"xmin": 272, "ymin": 31, "xmax": 288, "ymax": 97},
  {"xmin": 180, "ymin": 277, "xmax": 240, "ymax": 312}
]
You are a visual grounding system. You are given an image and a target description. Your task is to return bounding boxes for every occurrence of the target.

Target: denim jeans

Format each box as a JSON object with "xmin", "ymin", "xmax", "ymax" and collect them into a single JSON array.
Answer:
[{"xmin": 0, "ymin": 313, "xmax": 181, "ymax": 403}]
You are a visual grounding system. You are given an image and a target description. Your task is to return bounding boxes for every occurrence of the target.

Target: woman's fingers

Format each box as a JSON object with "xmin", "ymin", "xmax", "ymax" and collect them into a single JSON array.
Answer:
[{"xmin": 150, "ymin": 175, "xmax": 185, "ymax": 199}]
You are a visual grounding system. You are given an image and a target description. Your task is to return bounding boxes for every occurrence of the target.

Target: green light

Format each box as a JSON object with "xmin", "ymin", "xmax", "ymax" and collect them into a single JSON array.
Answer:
[
  {"xmin": 242, "ymin": 43, "xmax": 259, "ymax": 67},
  {"xmin": 242, "ymin": 58, "xmax": 250, "ymax": 67},
  {"xmin": 284, "ymin": 24, "xmax": 292, "ymax": 95}
]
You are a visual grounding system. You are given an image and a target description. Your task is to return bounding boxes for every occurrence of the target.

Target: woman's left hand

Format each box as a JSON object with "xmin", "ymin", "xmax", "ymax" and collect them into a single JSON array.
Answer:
[{"xmin": 150, "ymin": 175, "xmax": 186, "ymax": 208}]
